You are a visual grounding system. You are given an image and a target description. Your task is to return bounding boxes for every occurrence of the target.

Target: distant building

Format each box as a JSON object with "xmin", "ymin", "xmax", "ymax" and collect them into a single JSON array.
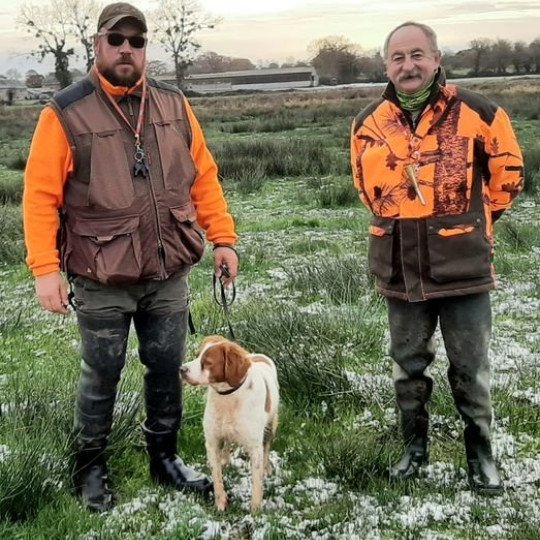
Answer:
[
  {"xmin": 156, "ymin": 67, "xmax": 319, "ymax": 93},
  {"xmin": 0, "ymin": 79, "xmax": 27, "ymax": 104}
]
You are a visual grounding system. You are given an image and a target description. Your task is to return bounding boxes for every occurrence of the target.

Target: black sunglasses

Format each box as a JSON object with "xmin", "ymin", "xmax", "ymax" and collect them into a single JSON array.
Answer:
[{"xmin": 104, "ymin": 32, "xmax": 146, "ymax": 49}]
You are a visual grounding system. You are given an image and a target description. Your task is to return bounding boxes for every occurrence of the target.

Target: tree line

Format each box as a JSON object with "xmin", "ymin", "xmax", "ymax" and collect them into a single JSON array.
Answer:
[
  {"xmin": 13, "ymin": 0, "xmax": 540, "ymax": 89},
  {"xmin": 310, "ymin": 36, "xmax": 540, "ymax": 85}
]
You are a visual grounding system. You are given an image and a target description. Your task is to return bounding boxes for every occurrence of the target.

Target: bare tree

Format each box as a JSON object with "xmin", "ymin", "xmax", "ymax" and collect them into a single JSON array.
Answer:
[
  {"xmin": 529, "ymin": 38, "xmax": 540, "ymax": 74},
  {"xmin": 489, "ymin": 38, "xmax": 513, "ymax": 75},
  {"xmin": 357, "ymin": 52, "xmax": 385, "ymax": 83},
  {"xmin": 309, "ymin": 36, "xmax": 361, "ymax": 84},
  {"xmin": 65, "ymin": 0, "xmax": 101, "ymax": 72},
  {"xmin": 511, "ymin": 41, "xmax": 526, "ymax": 74},
  {"xmin": 25, "ymin": 69, "xmax": 44, "ymax": 88},
  {"xmin": 469, "ymin": 38, "xmax": 492, "ymax": 77},
  {"xmin": 146, "ymin": 60, "xmax": 170, "ymax": 77},
  {"xmin": 19, "ymin": 0, "xmax": 75, "ymax": 88},
  {"xmin": 5, "ymin": 69, "xmax": 22, "ymax": 80},
  {"xmin": 189, "ymin": 51, "xmax": 255, "ymax": 74},
  {"xmin": 152, "ymin": 0, "xmax": 219, "ymax": 88}
]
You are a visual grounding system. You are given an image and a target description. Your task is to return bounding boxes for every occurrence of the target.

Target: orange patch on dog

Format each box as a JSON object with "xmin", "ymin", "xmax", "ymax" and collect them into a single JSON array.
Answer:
[{"xmin": 201, "ymin": 340, "xmax": 251, "ymax": 387}]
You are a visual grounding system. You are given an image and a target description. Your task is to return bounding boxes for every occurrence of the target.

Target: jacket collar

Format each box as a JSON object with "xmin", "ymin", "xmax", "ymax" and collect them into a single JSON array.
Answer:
[
  {"xmin": 383, "ymin": 67, "xmax": 446, "ymax": 108},
  {"xmin": 90, "ymin": 65, "xmax": 145, "ymax": 99}
]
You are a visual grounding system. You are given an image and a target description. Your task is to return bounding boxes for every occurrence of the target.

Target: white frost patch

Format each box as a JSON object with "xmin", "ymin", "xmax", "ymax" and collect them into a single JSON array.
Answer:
[
  {"xmin": 510, "ymin": 388, "xmax": 540, "ymax": 406},
  {"xmin": 0, "ymin": 445, "xmax": 11, "ymax": 462},
  {"xmin": 345, "ymin": 371, "xmax": 393, "ymax": 396},
  {"xmin": 420, "ymin": 461, "xmax": 467, "ymax": 488}
]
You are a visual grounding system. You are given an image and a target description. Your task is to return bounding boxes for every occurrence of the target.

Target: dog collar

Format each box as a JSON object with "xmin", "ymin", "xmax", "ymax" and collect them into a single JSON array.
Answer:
[{"xmin": 216, "ymin": 376, "xmax": 247, "ymax": 396}]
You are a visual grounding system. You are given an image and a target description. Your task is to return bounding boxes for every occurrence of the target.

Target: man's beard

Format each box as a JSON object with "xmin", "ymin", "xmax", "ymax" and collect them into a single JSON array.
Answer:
[{"xmin": 98, "ymin": 61, "xmax": 142, "ymax": 87}]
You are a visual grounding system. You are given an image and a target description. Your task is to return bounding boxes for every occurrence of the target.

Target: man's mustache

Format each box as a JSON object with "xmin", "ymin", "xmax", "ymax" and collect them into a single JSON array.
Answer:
[
  {"xmin": 116, "ymin": 56, "xmax": 134, "ymax": 65},
  {"xmin": 399, "ymin": 73, "xmax": 421, "ymax": 81}
]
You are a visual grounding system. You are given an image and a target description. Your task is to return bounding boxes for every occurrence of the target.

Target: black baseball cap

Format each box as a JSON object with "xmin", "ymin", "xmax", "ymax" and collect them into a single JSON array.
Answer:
[{"xmin": 97, "ymin": 2, "xmax": 147, "ymax": 33}]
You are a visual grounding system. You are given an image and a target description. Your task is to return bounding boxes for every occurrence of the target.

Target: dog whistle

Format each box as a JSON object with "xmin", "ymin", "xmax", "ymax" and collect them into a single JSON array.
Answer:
[{"xmin": 405, "ymin": 165, "xmax": 426, "ymax": 206}]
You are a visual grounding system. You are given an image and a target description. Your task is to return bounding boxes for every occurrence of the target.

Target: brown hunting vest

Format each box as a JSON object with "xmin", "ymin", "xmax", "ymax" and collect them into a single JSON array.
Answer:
[{"xmin": 50, "ymin": 70, "xmax": 204, "ymax": 284}]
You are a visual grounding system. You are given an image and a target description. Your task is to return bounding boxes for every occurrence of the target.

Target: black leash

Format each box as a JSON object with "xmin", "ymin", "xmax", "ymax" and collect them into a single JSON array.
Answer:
[{"xmin": 212, "ymin": 264, "xmax": 236, "ymax": 340}]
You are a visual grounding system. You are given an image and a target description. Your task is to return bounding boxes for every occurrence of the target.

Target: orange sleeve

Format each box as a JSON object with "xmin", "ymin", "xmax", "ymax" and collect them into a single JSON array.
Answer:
[
  {"xmin": 23, "ymin": 106, "xmax": 73, "ymax": 276},
  {"xmin": 184, "ymin": 98, "xmax": 237, "ymax": 245},
  {"xmin": 486, "ymin": 107, "xmax": 524, "ymax": 212}
]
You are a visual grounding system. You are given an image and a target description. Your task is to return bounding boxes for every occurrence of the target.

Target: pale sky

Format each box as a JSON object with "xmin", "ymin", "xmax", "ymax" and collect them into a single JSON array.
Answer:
[{"xmin": 1, "ymin": 0, "xmax": 539, "ymax": 76}]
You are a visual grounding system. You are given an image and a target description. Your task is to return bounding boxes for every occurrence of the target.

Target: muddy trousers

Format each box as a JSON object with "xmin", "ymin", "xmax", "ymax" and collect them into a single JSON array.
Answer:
[
  {"xmin": 387, "ymin": 293, "xmax": 493, "ymax": 456},
  {"xmin": 73, "ymin": 309, "xmax": 188, "ymax": 453}
]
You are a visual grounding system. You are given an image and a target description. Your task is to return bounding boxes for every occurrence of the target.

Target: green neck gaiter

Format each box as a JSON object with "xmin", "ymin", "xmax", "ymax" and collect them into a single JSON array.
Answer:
[{"xmin": 396, "ymin": 77, "xmax": 436, "ymax": 111}]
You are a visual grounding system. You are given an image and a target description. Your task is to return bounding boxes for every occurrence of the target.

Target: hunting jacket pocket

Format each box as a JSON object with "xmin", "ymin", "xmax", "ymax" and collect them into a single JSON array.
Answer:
[
  {"xmin": 65, "ymin": 215, "xmax": 142, "ymax": 284},
  {"xmin": 368, "ymin": 216, "xmax": 396, "ymax": 283},
  {"xmin": 160, "ymin": 203, "xmax": 205, "ymax": 270},
  {"xmin": 426, "ymin": 211, "xmax": 491, "ymax": 283}
]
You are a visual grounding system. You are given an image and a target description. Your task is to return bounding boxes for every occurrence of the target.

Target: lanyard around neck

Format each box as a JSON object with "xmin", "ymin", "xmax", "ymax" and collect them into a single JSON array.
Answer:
[
  {"xmin": 103, "ymin": 80, "xmax": 150, "ymax": 177},
  {"xmin": 104, "ymin": 79, "xmax": 147, "ymax": 143}
]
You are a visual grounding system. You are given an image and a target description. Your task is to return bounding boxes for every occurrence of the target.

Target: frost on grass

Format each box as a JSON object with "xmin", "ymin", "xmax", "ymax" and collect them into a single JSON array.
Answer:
[{"xmin": 0, "ymin": 444, "xmax": 11, "ymax": 463}]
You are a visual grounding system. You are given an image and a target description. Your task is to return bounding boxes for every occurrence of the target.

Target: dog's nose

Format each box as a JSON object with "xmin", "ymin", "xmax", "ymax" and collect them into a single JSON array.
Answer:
[{"xmin": 179, "ymin": 366, "xmax": 188, "ymax": 375}]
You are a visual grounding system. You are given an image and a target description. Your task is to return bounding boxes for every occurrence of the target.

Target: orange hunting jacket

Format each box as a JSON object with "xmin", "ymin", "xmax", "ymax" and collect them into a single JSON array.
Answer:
[
  {"xmin": 351, "ymin": 71, "xmax": 523, "ymax": 301},
  {"xmin": 24, "ymin": 68, "xmax": 237, "ymax": 281}
]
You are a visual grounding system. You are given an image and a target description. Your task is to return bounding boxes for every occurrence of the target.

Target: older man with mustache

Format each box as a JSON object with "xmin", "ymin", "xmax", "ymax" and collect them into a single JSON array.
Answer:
[{"xmin": 350, "ymin": 22, "xmax": 523, "ymax": 495}]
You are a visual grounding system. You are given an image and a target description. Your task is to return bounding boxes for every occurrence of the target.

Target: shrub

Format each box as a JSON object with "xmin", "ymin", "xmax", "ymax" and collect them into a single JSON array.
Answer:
[
  {"xmin": 282, "ymin": 254, "xmax": 370, "ymax": 305},
  {"xmin": 523, "ymin": 146, "xmax": 540, "ymax": 195},
  {"xmin": 0, "ymin": 170, "xmax": 23, "ymax": 204},
  {"xmin": 213, "ymin": 138, "xmax": 348, "ymax": 182},
  {"xmin": 0, "ymin": 442, "xmax": 59, "ymax": 522},
  {"xmin": 220, "ymin": 115, "xmax": 297, "ymax": 133},
  {"xmin": 315, "ymin": 427, "xmax": 396, "ymax": 488},
  {"xmin": 0, "ymin": 205, "xmax": 24, "ymax": 265},
  {"xmin": 315, "ymin": 178, "xmax": 359, "ymax": 208}
]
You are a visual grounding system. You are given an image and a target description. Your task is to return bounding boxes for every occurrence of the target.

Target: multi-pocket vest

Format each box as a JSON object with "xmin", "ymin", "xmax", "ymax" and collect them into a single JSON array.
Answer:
[{"xmin": 51, "ymin": 71, "xmax": 204, "ymax": 284}]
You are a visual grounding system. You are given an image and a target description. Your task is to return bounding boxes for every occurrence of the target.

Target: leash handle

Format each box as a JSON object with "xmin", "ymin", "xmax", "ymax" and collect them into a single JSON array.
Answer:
[
  {"xmin": 213, "ymin": 264, "xmax": 236, "ymax": 340},
  {"xmin": 213, "ymin": 264, "xmax": 236, "ymax": 307}
]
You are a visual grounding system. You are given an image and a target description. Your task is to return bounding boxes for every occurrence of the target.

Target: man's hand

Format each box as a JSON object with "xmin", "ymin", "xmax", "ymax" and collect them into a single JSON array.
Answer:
[
  {"xmin": 213, "ymin": 246, "xmax": 238, "ymax": 288},
  {"xmin": 35, "ymin": 271, "xmax": 69, "ymax": 314}
]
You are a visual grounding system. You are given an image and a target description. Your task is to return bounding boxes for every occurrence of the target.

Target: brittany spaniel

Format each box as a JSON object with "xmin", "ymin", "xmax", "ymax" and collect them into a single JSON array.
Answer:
[{"xmin": 180, "ymin": 336, "xmax": 279, "ymax": 512}]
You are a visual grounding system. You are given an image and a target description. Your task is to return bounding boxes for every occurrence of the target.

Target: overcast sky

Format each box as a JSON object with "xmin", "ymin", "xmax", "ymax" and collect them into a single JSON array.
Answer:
[{"xmin": 1, "ymin": 0, "xmax": 539, "ymax": 76}]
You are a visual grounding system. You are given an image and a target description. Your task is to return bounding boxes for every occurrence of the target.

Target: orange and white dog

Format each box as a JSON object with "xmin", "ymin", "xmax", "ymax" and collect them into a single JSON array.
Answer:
[{"xmin": 180, "ymin": 336, "xmax": 279, "ymax": 512}]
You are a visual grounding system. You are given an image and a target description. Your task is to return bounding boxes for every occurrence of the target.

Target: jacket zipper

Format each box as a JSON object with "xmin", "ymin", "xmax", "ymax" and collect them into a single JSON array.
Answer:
[{"xmin": 144, "ymin": 151, "xmax": 167, "ymax": 279}]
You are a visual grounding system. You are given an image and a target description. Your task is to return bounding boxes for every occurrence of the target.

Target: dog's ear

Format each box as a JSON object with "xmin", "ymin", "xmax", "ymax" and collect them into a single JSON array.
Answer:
[
  {"xmin": 224, "ymin": 343, "xmax": 250, "ymax": 387},
  {"xmin": 201, "ymin": 335, "xmax": 225, "ymax": 348}
]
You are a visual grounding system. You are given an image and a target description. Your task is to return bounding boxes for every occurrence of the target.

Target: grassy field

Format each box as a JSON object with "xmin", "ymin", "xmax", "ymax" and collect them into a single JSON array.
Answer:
[{"xmin": 0, "ymin": 80, "xmax": 539, "ymax": 539}]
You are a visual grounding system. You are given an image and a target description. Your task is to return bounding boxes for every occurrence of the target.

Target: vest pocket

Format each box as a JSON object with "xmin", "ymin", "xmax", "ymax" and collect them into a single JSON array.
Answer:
[
  {"xmin": 89, "ymin": 130, "xmax": 135, "ymax": 209},
  {"xmin": 68, "ymin": 215, "xmax": 142, "ymax": 284},
  {"xmin": 166, "ymin": 204, "xmax": 205, "ymax": 267},
  {"xmin": 426, "ymin": 212, "xmax": 491, "ymax": 283},
  {"xmin": 154, "ymin": 121, "xmax": 197, "ymax": 192},
  {"xmin": 368, "ymin": 216, "xmax": 395, "ymax": 283}
]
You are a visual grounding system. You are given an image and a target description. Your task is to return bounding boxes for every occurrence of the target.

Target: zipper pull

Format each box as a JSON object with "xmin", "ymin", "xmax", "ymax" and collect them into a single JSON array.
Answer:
[{"xmin": 127, "ymin": 94, "xmax": 134, "ymax": 118}]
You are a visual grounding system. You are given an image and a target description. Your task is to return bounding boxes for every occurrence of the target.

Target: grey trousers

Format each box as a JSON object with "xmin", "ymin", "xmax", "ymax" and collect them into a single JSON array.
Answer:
[
  {"xmin": 71, "ymin": 273, "xmax": 190, "ymax": 449},
  {"xmin": 387, "ymin": 292, "xmax": 493, "ymax": 447}
]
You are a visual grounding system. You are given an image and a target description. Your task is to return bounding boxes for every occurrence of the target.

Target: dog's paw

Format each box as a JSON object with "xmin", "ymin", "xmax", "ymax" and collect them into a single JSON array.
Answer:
[
  {"xmin": 250, "ymin": 499, "xmax": 262, "ymax": 513},
  {"xmin": 221, "ymin": 450, "xmax": 231, "ymax": 467},
  {"xmin": 215, "ymin": 495, "xmax": 228, "ymax": 511}
]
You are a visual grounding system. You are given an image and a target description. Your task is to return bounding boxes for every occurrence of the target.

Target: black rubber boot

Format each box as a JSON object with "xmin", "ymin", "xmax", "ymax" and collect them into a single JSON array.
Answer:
[
  {"xmin": 389, "ymin": 444, "xmax": 429, "ymax": 480},
  {"xmin": 389, "ymin": 413, "xmax": 429, "ymax": 480},
  {"xmin": 72, "ymin": 447, "xmax": 113, "ymax": 513},
  {"xmin": 134, "ymin": 311, "xmax": 212, "ymax": 498},
  {"xmin": 389, "ymin": 378, "xmax": 432, "ymax": 480},
  {"xmin": 142, "ymin": 424, "xmax": 213, "ymax": 497},
  {"xmin": 72, "ymin": 311, "xmax": 130, "ymax": 512},
  {"xmin": 464, "ymin": 425, "xmax": 503, "ymax": 495}
]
